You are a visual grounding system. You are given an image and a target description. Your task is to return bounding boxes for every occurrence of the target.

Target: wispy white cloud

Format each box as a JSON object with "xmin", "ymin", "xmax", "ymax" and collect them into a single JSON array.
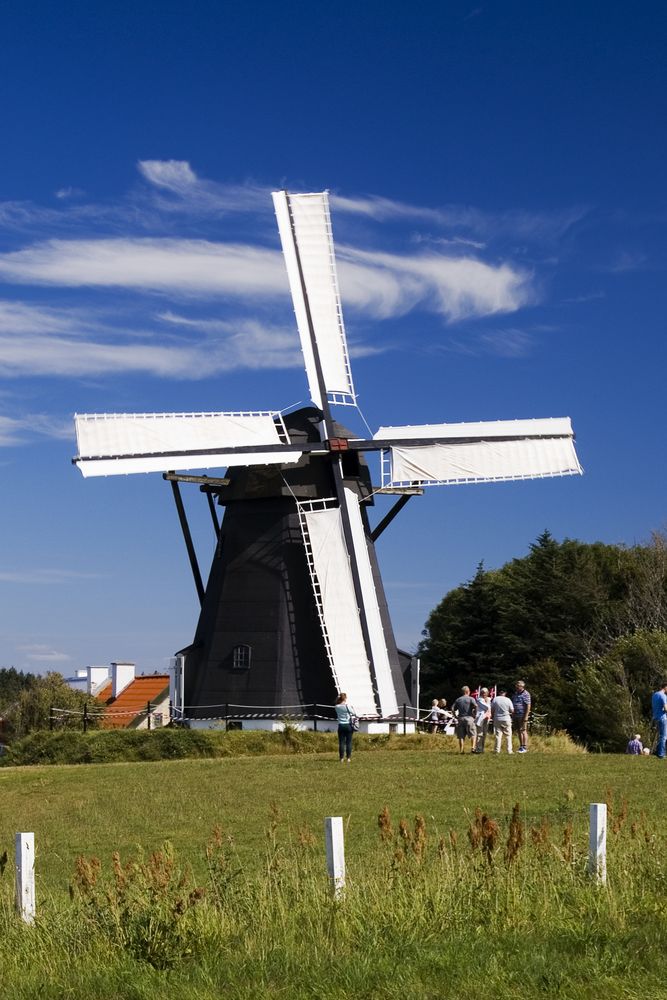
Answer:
[
  {"xmin": 0, "ymin": 237, "xmax": 531, "ymax": 323},
  {"xmin": 605, "ymin": 250, "xmax": 648, "ymax": 273},
  {"xmin": 0, "ymin": 413, "xmax": 73, "ymax": 445},
  {"xmin": 137, "ymin": 159, "xmax": 270, "ymax": 215},
  {"xmin": 478, "ymin": 328, "xmax": 535, "ymax": 357},
  {"xmin": 0, "ymin": 299, "xmax": 90, "ymax": 335},
  {"xmin": 0, "ymin": 238, "xmax": 287, "ymax": 295},
  {"xmin": 339, "ymin": 246, "xmax": 532, "ymax": 320},
  {"xmin": 55, "ymin": 187, "xmax": 85, "ymax": 201},
  {"xmin": 17, "ymin": 642, "xmax": 71, "ymax": 661},
  {"xmin": 138, "ymin": 160, "xmax": 198, "ymax": 192},
  {"xmin": 412, "ymin": 233, "xmax": 487, "ymax": 251},
  {"xmin": 0, "ymin": 315, "xmax": 303, "ymax": 380},
  {"xmin": 0, "ymin": 162, "xmax": 587, "ymax": 255},
  {"xmin": 332, "ymin": 192, "xmax": 587, "ymax": 244}
]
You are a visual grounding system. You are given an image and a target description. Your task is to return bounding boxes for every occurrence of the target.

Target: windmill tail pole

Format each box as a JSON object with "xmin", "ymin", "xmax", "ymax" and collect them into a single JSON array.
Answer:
[
  {"xmin": 370, "ymin": 493, "xmax": 414, "ymax": 542},
  {"xmin": 169, "ymin": 478, "xmax": 205, "ymax": 606}
]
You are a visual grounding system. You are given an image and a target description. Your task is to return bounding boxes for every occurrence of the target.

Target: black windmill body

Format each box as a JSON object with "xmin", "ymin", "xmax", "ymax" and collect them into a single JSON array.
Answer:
[
  {"xmin": 73, "ymin": 191, "xmax": 582, "ymax": 724},
  {"xmin": 183, "ymin": 407, "xmax": 408, "ymax": 718}
]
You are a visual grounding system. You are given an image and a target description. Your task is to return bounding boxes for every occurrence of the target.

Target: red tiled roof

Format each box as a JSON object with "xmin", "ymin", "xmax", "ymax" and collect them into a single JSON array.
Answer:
[{"xmin": 96, "ymin": 675, "xmax": 169, "ymax": 729}]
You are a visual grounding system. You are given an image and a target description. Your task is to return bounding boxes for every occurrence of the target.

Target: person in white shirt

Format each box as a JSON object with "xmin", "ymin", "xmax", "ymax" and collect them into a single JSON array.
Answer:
[
  {"xmin": 491, "ymin": 689, "xmax": 514, "ymax": 754},
  {"xmin": 474, "ymin": 688, "xmax": 492, "ymax": 753}
]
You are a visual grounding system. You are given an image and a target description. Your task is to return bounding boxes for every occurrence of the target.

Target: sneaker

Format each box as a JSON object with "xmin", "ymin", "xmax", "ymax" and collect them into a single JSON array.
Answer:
[
  {"xmin": 346, "ymin": 758, "xmax": 351, "ymax": 764},
  {"xmin": 518, "ymin": 747, "xmax": 527, "ymax": 753}
]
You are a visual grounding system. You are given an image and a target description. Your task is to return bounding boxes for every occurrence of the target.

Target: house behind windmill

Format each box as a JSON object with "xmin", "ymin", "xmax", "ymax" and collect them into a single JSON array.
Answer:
[{"xmin": 71, "ymin": 663, "xmax": 170, "ymax": 729}]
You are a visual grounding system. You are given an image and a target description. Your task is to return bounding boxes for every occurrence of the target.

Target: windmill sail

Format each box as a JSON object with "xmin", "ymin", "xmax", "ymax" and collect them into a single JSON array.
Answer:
[
  {"xmin": 74, "ymin": 411, "xmax": 302, "ymax": 477},
  {"xmin": 374, "ymin": 417, "xmax": 582, "ymax": 487},
  {"xmin": 300, "ymin": 489, "xmax": 400, "ymax": 718},
  {"xmin": 272, "ymin": 191, "xmax": 356, "ymax": 409},
  {"xmin": 300, "ymin": 499, "xmax": 378, "ymax": 716}
]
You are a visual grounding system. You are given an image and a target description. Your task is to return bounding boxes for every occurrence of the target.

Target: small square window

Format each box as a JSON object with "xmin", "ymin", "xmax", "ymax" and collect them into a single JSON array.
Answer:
[{"xmin": 232, "ymin": 644, "xmax": 252, "ymax": 671}]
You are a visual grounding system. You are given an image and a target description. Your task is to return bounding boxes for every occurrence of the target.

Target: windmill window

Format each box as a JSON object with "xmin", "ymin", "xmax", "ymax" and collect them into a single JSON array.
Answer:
[{"xmin": 232, "ymin": 644, "xmax": 252, "ymax": 671}]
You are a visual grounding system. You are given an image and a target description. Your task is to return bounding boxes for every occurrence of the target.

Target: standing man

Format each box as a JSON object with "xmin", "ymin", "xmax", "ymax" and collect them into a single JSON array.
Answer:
[
  {"xmin": 491, "ymin": 688, "xmax": 514, "ymax": 754},
  {"xmin": 651, "ymin": 681, "xmax": 667, "ymax": 759},
  {"xmin": 452, "ymin": 686, "xmax": 478, "ymax": 754},
  {"xmin": 512, "ymin": 680, "xmax": 531, "ymax": 753}
]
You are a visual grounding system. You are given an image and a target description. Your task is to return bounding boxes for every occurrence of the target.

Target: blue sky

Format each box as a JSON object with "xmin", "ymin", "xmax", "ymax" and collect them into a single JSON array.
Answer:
[{"xmin": 1, "ymin": 1, "xmax": 665, "ymax": 675}]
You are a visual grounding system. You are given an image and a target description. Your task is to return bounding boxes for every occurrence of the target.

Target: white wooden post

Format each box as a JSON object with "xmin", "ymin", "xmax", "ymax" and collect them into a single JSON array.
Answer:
[
  {"xmin": 588, "ymin": 803, "xmax": 607, "ymax": 884},
  {"xmin": 15, "ymin": 832, "xmax": 36, "ymax": 924},
  {"xmin": 324, "ymin": 816, "xmax": 346, "ymax": 899}
]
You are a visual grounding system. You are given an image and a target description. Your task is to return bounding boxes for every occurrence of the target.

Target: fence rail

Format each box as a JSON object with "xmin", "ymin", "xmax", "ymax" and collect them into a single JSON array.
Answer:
[{"xmin": 49, "ymin": 702, "xmax": 430, "ymax": 733}]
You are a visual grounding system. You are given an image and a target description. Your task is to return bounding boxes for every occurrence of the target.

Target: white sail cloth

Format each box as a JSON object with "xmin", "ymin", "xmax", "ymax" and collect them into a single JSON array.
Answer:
[
  {"xmin": 74, "ymin": 411, "xmax": 301, "ymax": 477},
  {"xmin": 302, "ymin": 489, "xmax": 399, "ymax": 718},
  {"xmin": 374, "ymin": 417, "xmax": 582, "ymax": 487}
]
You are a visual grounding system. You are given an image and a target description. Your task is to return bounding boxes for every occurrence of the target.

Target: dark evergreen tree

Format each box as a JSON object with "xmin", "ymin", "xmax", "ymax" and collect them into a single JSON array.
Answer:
[
  {"xmin": 420, "ymin": 562, "xmax": 508, "ymax": 702},
  {"xmin": 0, "ymin": 668, "xmax": 35, "ymax": 714}
]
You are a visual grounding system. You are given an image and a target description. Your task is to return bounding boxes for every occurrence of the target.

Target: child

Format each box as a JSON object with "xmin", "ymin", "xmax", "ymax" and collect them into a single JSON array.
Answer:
[{"xmin": 626, "ymin": 733, "xmax": 643, "ymax": 755}]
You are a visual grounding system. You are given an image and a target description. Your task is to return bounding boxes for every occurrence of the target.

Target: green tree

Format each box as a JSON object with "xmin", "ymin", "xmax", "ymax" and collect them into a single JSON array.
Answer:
[
  {"xmin": 570, "ymin": 631, "xmax": 667, "ymax": 751},
  {"xmin": 420, "ymin": 562, "xmax": 508, "ymax": 702},
  {"xmin": 8, "ymin": 672, "xmax": 92, "ymax": 738},
  {"xmin": 0, "ymin": 667, "xmax": 36, "ymax": 712}
]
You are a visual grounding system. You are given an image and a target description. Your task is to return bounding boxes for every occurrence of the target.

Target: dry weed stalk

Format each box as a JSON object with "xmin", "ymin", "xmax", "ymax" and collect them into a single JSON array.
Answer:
[
  {"xmin": 612, "ymin": 798, "xmax": 628, "ymax": 835},
  {"xmin": 74, "ymin": 855, "xmax": 101, "ymax": 893},
  {"xmin": 378, "ymin": 805, "xmax": 393, "ymax": 842},
  {"xmin": 468, "ymin": 807, "xmax": 499, "ymax": 864},
  {"xmin": 530, "ymin": 816, "xmax": 551, "ymax": 850},
  {"xmin": 297, "ymin": 824, "xmax": 317, "ymax": 848},
  {"xmin": 412, "ymin": 815, "xmax": 427, "ymax": 861}
]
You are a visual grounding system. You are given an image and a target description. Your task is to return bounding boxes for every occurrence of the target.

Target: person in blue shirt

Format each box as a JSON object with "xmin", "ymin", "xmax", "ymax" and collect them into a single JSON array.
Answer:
[
  {"xmin": 511, "ymin": 680, "xmax": 531, "ymax": 753},
  {"xmin": 651, "ymin": 682, "xmax": 667, "ymax": 759}
]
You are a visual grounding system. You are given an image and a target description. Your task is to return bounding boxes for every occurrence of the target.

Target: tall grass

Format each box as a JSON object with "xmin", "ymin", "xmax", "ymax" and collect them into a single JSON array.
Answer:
[{"xmin": 1, "ymin": 795, "xmax": 666, "ymax": 999}]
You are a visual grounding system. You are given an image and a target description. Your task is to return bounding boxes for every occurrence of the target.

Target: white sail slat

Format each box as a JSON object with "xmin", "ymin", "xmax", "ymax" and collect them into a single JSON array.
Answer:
[
  {"xmin": 374, "ymin": 416, "xmax": 575, "ymax": 441},
  {"xmin": 273, "ymin": 191, "xmax": 355, "ymax": 409},
  {"xmin": 303, "ymin": 504, "xmax": 377, "ymax": 716},
  {"xmin": 342, "ymin": 488, "xmax": 399, "ymax": 718}
]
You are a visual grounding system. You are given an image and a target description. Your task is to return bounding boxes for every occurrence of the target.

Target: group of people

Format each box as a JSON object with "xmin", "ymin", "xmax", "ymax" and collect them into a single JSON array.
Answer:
[
  {"xmin": 427, "ymin": 680, "xmax": 532, "ymax": 755},
  {"xmin": 338, "ymin": 679, "xmax": 667, "ymax": 761}
]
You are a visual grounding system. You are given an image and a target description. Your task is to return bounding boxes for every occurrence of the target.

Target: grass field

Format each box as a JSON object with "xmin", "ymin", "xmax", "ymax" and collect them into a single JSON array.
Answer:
[{"xmin": 1, "ymin": 745, "xmax": 666, "ymax": 999}]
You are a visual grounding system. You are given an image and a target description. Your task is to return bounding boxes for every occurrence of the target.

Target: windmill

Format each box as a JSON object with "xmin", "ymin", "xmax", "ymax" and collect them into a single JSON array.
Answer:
[{"xmin": 73, "ymin": 191, "xmax": 582, "ymax": 727}]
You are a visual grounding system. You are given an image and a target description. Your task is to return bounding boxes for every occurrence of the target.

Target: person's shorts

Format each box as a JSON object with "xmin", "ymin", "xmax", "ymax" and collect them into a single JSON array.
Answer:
[
  {"xmin": 456, "ymin": 717, "xmax": 476, "ymax": 739},
  {"xmin": 513, "ymin": 714, "xmax": 528, "ymax": 732}
]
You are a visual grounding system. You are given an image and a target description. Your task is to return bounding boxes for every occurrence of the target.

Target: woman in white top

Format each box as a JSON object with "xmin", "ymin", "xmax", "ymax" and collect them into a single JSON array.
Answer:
[{"xmin": 335, "ymin": 692, "xmax": 356, "ymax": 763}]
